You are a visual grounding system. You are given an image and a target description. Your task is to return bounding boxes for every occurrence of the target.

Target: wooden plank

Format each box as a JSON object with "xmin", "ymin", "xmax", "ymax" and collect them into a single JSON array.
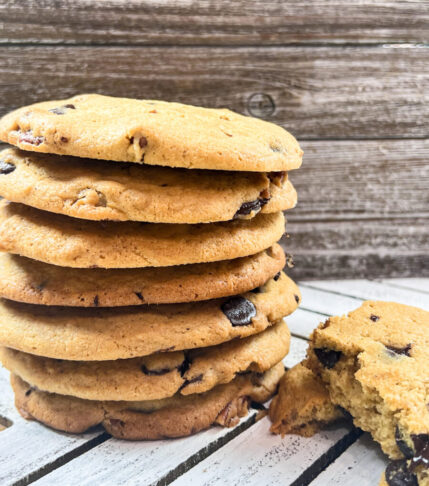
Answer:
[
  {"xmin": 286, "ymin": 308, "xmax": 326, "ymax": 339},
  {"xmin": 1, "ymin": 1, "xmax": 428, "ymax": 45},
  {"xmin": 305, "ymin": 279, "xmax": 429, "ymax": 310},
  {"xmin": 292, "ymin": 140, "xmax": 429, "ymax": 220},
  {"xmin": 170, "ymin": 417, "xmax": 358, "ymax": 486},
  {"xmin": 311, "ymin": 433, "xmax": 388, "ymax": 486},
  {"xmin": 0, "ymin": 46, "xmax": 427, "ymax": 139},
  {"xmin": 0, "ymin": 365, "xmax": 21, "ymax": 424},
  {"xmin": 299, "ymin": 285, "xmax": 362, "ymax": 316},
  {"xmin": 379, "ymin": 278, "xmax": 429, "ymax": 294},
  {"xmin": 285, "ymin": 218, "xmax": 429, "ymax": 280},
  {"xmin": 284, "ymin": 335, "xmax": 309, "ymax": 368}
]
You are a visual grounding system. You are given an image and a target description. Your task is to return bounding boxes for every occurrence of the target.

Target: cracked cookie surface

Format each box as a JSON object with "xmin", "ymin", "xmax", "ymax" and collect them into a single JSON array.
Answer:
[
  {"xmin": 0, "ymin": 201, "xmax": 285, "ymax": 268},
  {"xmin": 307, "ymin": 301, "xmax": 429, "ymax": 484},
  {"xmin": 0, "ymin": 272, "xmax": 300, "ymax": 360},
  {"xmin": 0, "ymin": 94, "xmax": 303, "ymax": 172},
  {"xmin": 11, "ymin": 362, "xmax": 285, "ymax": 439},
  {"xmin": 0, "ymin": 148, "xmax": 296, "ymax": 223},
  {"xmin": 0, "ymin": 244, "xmax": 286, "ymax": 307},
  {"xmin": 0, "ymin": 320, "xmax": 290, "ymax": 401}
]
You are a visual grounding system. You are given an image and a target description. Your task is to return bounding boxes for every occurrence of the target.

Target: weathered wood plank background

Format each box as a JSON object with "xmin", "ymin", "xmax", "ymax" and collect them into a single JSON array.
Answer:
[{"xmin": 0, "ymin": 0, "xmax": 428, "ymax": 279}]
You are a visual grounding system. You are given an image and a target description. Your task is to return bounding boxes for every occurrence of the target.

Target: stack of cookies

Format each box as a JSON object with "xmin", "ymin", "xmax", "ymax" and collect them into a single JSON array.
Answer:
[{"xmin": 0, "ymin": 94, "xmax": 303, "ymax": 439}]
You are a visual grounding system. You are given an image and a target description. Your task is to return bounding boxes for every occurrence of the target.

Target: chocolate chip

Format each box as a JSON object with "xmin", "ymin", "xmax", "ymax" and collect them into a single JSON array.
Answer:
[
  {"xmin": 385, "ymin": 460, "xmax": 418, "ymax": 486},
  {"xmin": 139, "ymin": 137, "xmax": 148, "ymax": 148},
  {"xmin": 0, "ymin": 160, "xmax": 16, "ymax": 174},
  {"xmin": 294, "ymin": 294, "xmax": 300, "ymax": 303},
  {"xmin": 19, "ymin": 131, "xmax": 44, "ymax": 146},
  {"xmin": 411, "ymin": 433, "xmax": 429, "ymax": 468},
  {"xmin": 25, "ymin": 388, "xmax": 33, "ymax": 397},
  {"xmin": 268, "ymin": 171, "xmax": 286, "ymax": 186},
  {"xmin": 178, "ymin": 356, "xmax": 191, "ymax": 376},
  {"xmin": 135, "ymin": 292, "xmax": 144, "ymax": 301},
  {"xmin": 396, "ymin": 426, "xmax": 414, "ymax": 459},
  {"xmin": 35, "ymin": 280, "xmax": 48, "ymax": 292},
  {"xmin": 386, "ymin": 344, "xmax": 412, "ymax": 357},
  {"xmin": 221, "ymin": 297, "xmax": 256, "ymax": 327},
  {"xmin": 250, "ymin": 401, "xmax": 266, "ymax": 411},
  {"xmin": 49, "ymin": 104, "xmax": 76, "ymax": 115},
  {"xmin": 314, "ymin": 347, "xmax": 342, "ymax": 369},
  {"xmin": 140, "ymin": 364, "xmax": 171, "ymax": 376},
  {"xmin": 93, "ymin": 295, "xmax": 99, "ymax": 307},
  {"xmin": 273, "ymin": 272, "xmax": 281, "ymax": 281},
  {"xmin": 234, "ymin": 197, "xmax": 270, "ymax": 219},
  {"xmin": 178, "ymin": 374, "xmax": 203, "ymax": 392},
  {"xmin": 370, "ymin": 314, "xmax": 380, "ymax": 322},
  {"xmin": 60, "ymin": 136, "xmax": 69, "ymax": 143}
]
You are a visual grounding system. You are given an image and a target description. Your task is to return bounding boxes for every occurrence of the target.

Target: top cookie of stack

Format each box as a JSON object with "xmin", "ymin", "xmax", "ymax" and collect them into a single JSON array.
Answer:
[{"xmin": 0, "ymin": 94, "xmax": 303, "ymax": 439}]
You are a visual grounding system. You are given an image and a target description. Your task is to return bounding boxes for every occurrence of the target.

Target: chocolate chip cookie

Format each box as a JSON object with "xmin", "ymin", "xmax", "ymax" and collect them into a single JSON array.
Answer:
[
  {"xmin": 0, "ymin": 320, "xmax": 289, "ymax": 401},
  {"xmin": 0, "ymin": 201, "xmax": 285, "ymax": 268},
  {"xmin": 0, "ymin": 148, "xmax": 296, "ymax": 223},
  {"xmin": 0, "ymin": 244, "xmax": 286, "ymax": 306},
  {"xmin": 0, "ymin": 94, "xmax": 303, "ymax": 172},
  {"xmin": 307, "ymin": 301, "xmax": 429, "ymax": 485},
  {"xmin": 0, "ymin": 272, "xmax": 300, "ymax": 360},
  {"xmin": 11, "ymin": 362, "xmax": 285, "ymax": 439}
]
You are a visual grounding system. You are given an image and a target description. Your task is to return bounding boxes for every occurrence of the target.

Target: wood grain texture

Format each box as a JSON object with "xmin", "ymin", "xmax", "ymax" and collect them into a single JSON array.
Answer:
[
  {"xmin": 1, "ymin": 1, "xmax": 428, "ymax": 45},
  {"xmin": 0, "ymin": 46, "xmax": 427, "ymax": 138}
]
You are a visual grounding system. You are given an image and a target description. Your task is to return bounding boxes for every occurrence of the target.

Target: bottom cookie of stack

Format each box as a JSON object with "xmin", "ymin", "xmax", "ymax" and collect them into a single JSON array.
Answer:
[{"xmin": 12, "ymin": 362, "xmax": 284, "ymax": 440}]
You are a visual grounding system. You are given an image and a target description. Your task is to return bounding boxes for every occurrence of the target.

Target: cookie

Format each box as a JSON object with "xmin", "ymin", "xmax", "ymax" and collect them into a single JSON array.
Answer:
[
  {"xmin": 0, "ymin": 201, "xmax": 285, "ymax": 268},
  {"xmin": 11, "ymin": 362, "xmax": 285, "ymax": 439},
  {"xmin": 0, "ymin": 272, "xmax": 300, "ymax": 360},
  {"xmin": 269, "ymin": 362, "xmax": 343, "ymax": 437},
  {"xmin": 0, "ymin": 94, "xmax": 303, "ymax": 172},
  {"xmin": 0, "ymin": 245, "xmax": 286, "ymax": 307},
  {"xmin": 306, "ymin": 301, "xmax": 429, "ymax": 467},
  {"xmin": 0, "ymin": 320, "xmax": 290, "ymax": 401},
  {"xmin": 0, "ymin": 148, "xmax": 296, "ymax": 223}
]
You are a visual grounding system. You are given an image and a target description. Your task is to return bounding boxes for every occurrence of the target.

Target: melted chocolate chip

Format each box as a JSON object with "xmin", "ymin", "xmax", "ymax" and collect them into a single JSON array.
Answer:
[
  {"xmin": 396, "ymin": 426, "xmax": 414, "ymax": 459},
  {"xmin": 93, "ymin": 295, "xmax": 99, "ymax": 307},
  {"xmin": 25, "ymin": 388, "xmax": 33, "ymax": 397},
  {"xmin": 140, "ymin": 364, "xmax": 171, "ymax": 376},
  {"xmin": 135, "ymin": 292, "xmax": 144, "ymax": 301},
  {"xmin": 294, "ymin": 294, "xmax": 300, "ymax": 303},
  {"xmin": 64, "ymin": 104, "xmax": 76, "ymax": 109},
  {"xmin": 221, "ymin": 297, "xmax": 256, "ymax": 327},
  {"xmin": 370, "ymin": 314, "xmax": 380, "ymax": 322},
  {"xmin": 250, "ymin": 401, "xmax": 266, "ymax": 411},
  {"xmin": 314, "ymin": 347, "xmax": 342, "ymax": 369},
  {"xmin": 0, "ymin": 160, "xmax": 16, "ymax": 174},
  {"xmin": 385, "ymin": 460, "xmax": 418, "ymax": 486},
  {"xmin": 60, "ymin": 136, "xmax": 69, "ymax": 143},
  {"xmin": 234, "ymin": 198, "xmax": 269, "ymax": 219},
  {"xmin": 273, "ymin": 272, "xmax": 281, "ymax": 281},
  {"xmin": 19, "ymin": 131, "xmax": 44, "ymax": 146},
  {"xmin": 411, "ymin": 433, "xmax": 429, "ymax": 468},
  {"xmin": 178, "ymin": 356, "xmax": 191, "ymax": 376},
  {"xmin": 35, "ymin": 280, "xmax": 48, "ymax": 292},
  {"xmin": 268, "ymin": 171, "xmax": 286, "ymax": 186},
  {"xmin": 139, "ymin": 137, "xmax": 148, "ymax": 148},
  {"xmin": 178, "ymin": 373, "xmax": 203, "ymax": 392},
  {"xmin": 386, "ymin": 344, "xmax": 412, "ymax": 357}
]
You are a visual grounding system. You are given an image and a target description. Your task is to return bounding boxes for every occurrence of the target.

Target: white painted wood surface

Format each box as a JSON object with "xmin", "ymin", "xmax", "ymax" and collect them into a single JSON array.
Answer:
[{"xmin": 0, "ymin": 278, "xmax": 425, "ymax": 485}]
